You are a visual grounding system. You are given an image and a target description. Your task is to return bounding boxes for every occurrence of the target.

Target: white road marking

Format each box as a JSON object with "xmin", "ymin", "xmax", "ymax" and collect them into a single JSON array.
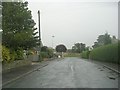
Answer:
[{"xmin": 71, "ymin": 65, "xmax": 74, "ymax": 72}]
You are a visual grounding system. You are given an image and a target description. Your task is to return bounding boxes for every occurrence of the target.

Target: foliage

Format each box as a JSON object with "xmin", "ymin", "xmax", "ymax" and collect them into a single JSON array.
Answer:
[
  {"xmin": 72, "ymin": 43, "xmax": 86, "ymax": 53},
  {"xmin": 2, "ymin": 45, "xmax": 24, "ymax": 63},
  {"xmin": 67, "ymin": 49, "xmax": 73, "ymax": 53},
  {"xmin": 64, "ymin": 53, "xmax": 80, "ymax": 57},
  {"xmin": 41, "ymin": 46, "xmax": 48, "ymax": 52},
  {"xmin": 40, "ymin": 52, "xmax": 49, "ymax": 58},
  {"xmin": 9, "ymin": 50, "xmax": 17, "ymax": 61},
  {"xmin": 40, "ymin": 46, "xmax": 54, "ymax": 59},
  {"xmin": 80, "ymin": 51, "xmax": 90, "ymax": 59},
  {"xmin": 89, "ymin": 43, "xmax": 119, "ymax": 64},
  {"xmin": 56, "ymin": 44, "xmax": 67, "ymax": 52},
  {"xmin": 92, "ymin": 32, "xmax": 112, "ymax": 48},
  {"xmin": 2, "ymin": 1, "xmax": 39, "ymax": 50},
  {"xmin": 2, "ymin": 46, "xmax": 10, "ymax": 63},
  {"xmin": 26, "ymin": 49, "xmax": 34, "ymax": 55},
  {"xmin": 47, "ymin": 48, "xmax": 54, "ymax": 58},
  {"xmin": 15, "ymin": 48, "xmax": 24, "ymax": 60},
  {"xmin": 8, "ymin": 48, "xmax": 24, "ymax": 61}
]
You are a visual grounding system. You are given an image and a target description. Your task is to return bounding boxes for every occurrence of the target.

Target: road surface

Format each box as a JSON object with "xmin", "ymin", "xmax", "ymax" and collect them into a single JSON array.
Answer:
[{"xmin": 3, "ymin": 57, "xmax": 119, "ymax": 88}]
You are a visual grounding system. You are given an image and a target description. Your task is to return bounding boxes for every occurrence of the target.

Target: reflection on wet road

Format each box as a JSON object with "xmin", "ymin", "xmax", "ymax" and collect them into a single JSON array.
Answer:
[{"xmin": 3, "ymin": 57, "xmax": 119, "ymax": 88}]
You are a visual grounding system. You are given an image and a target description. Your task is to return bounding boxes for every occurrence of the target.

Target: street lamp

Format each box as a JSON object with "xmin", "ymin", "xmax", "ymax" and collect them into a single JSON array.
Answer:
[{"xmin": 52, "ymin": 35, "xmax": 55, "ymax": 49}]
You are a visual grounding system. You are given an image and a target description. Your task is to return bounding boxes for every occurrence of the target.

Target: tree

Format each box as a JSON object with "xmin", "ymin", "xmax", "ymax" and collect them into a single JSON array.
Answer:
[
  {"xmin": 41, "ymin": 46, "xmax": 54, "ymax": 58},
  {"xmin": 55, "ymin": 44, "xmax": 67, "ymax": 52},
  {"xmin": 104, "ymin": 33, "xmax": 111, "ymax": 45},
  {"xmin": 92, "ymin": 33, "xmax": 112, "ymax": 48},
  {"xmin": 2, "ymin": 1, "xmax": 39, "ymax": 50},
  {"xmin": 41, "ymin": 46, "xmax": 48, "ymax": 52},
  {"xmin": 111, "ymin": 36, "xmax": 118, "ymax": 44},
  {"xmin": 85, "ymin": 46, "xmax": 91, "ymax": 51},
  {"xmin": 72, "ymin": 45, "xmax": 77, "ymax": 53},
  {"xmin": 72, "ymin": 43, "xmax": 86, "ymax": 53},
  {"xmin": 92, "ymin": 42, "xmax": 99, "ymax": 48}
]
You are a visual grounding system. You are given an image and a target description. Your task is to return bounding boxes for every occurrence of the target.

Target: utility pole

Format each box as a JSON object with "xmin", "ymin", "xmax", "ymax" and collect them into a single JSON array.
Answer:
[
  {"xmin": 38, "ymin": 10, "xmax": 41, "ymax": 60},
  {"xmin": 38, "ymin": 10, "xmax": 41, "ymax": 47}
]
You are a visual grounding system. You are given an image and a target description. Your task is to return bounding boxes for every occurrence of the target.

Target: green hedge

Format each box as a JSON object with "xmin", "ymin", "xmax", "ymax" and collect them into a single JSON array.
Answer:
[
  {"xmin": 80, "ymin": 51, "xmax": 90, "ymax": 59},
  {"xmin": 89, "ymin": 43, "xmax": 119, "ymax": 64},
  {"xmin": 40, "ymin": 52, "xmax": 49, "ymax": 59},
  {"xmin": 64, "ymin": 53, "xmax": 80, "ymax": 57}
]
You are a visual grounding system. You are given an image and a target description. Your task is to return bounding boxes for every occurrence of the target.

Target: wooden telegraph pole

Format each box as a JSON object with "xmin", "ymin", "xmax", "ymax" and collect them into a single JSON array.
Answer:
[
  {"xmin": 38, "ymin": 10, "xmax": 41, "ymax": 48},
  {"xmin": 38, "ymin": 10, "xmax": 41, "ymax": 47},
  {"xmin": 38, "ymin": 10, "xmax": 41, "ymax": 60}
]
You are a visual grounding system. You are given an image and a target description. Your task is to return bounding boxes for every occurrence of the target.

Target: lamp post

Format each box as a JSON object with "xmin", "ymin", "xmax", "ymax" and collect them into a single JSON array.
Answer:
[{"xmin": 52, "ymin": 35, "xmax": 55, "ymax": 49}]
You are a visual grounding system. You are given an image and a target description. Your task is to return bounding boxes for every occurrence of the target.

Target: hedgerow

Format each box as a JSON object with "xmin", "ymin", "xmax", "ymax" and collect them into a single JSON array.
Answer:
[
  {"xmin": 80, "ymin": 51, "xmax": 90, "ymax": 59},
  {"xmin": 89, "ymin": 43, "xmax": 119, "ymax": 64}
]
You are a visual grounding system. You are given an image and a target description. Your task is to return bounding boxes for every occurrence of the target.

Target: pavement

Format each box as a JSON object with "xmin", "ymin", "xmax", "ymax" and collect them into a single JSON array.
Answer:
[
  {"xmin": 84, "ymin": 59, "xmax": 120, "ymax": 74},
  {"xmin": 2, "ymin": 57, "xmax": 119, "ymax": 88},
  {"xmin": 2, "ymin": 60, "xmax": 51, "ymax": 86}
]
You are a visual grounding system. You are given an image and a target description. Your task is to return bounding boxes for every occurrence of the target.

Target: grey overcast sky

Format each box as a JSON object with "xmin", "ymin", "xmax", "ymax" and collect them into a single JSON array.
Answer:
[{"xmin": 27, "ymin": 0, "xmax": 118, "ymax": 49}]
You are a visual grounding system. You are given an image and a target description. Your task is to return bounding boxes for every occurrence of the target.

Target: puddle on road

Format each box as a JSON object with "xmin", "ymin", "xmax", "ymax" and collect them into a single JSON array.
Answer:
[
  {"xmin": 35, "ymin": 69, "xmax": 41, "ymax": 71},
  {"xmin": 106, "ymin": 70, "xmax": 119, "ymax": 80},
  {"xmin": 107, "ymin": 76, "xmax": 116, "ymax": 80},
  {"xmin": 100, "ymin": 69, "xmax": 104, "ymax": 71},
  {"xmin": 97, "ymin": 66, "xmax": 119, "ymax": 80},
  {"xmin": 97, "ymin": 67, "xmax": 104, "ymax": 71}
]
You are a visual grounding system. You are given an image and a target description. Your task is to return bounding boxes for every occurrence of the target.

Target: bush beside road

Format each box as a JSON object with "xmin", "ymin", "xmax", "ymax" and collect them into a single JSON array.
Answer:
[
  {"xmin": 81, "ymin": 43, "xmax": 119, "ymax": 64},
  {"xmin": 89, "ymin": 43, "xmax": 119, "ymax": 64},
  {"xmin": 80, "ymin": 51, "xmax": 90, "ymax": 59},
  {"xmin": 64, "ymin": 53, "xmax": 80, "ymax": 57}
]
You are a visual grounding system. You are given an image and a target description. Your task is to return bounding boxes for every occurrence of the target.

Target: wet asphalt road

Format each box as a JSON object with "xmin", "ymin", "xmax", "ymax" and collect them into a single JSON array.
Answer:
[{"xmin": 3, "ymin": 57, "xmax": 119, "ymax": 88}]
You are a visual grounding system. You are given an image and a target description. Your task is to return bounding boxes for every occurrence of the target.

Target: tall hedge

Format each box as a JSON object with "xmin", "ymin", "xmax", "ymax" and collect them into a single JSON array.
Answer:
[
  {"xmin": 89, "ymin": 43, "xmax": 119, "ymax": 64},
  {"xmin": 80, "ymin": 51, "xmax": 90, "ymax": 59}
]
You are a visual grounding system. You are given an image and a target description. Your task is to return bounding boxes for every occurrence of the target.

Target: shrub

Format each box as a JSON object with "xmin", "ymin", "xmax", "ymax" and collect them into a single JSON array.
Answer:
[
  {"xmin": 2, "ymin": 46, "xmax": 10, "ymax": 63},
  {"xmin": 64, "ymin": 53, "xmax": 80, "ymax": 57},
  {"xmin": 27, "ymin": 50, "xmax": 34, "ymax": 55},
  {"xmin": 81, "ymin": 51, "xmax": 90, "ymax": 59},
  {"xmin": 40, "ymin": 47, "xmax": 54, "ymax": 59},
  {"xmin": 2, "ymin": 46, "xmax": 25, "ymax": 63},
  {"xmin": 15, "ymin": 48, "xmax": 24, "ymax": 60},
  {"xmin": 40, "ymin": 52, "xmax": 49, "ymax": 59},
  {"xmin": 89, "ymin": 43, "xmax": 119, "ymax": 64},
  {"xmin": 9, "ymin": 50, "xmax": 17, "ymax": 61},
  {"xmin": 47, "ymin": 48, "xmax": 54, "ymax": 58}
]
